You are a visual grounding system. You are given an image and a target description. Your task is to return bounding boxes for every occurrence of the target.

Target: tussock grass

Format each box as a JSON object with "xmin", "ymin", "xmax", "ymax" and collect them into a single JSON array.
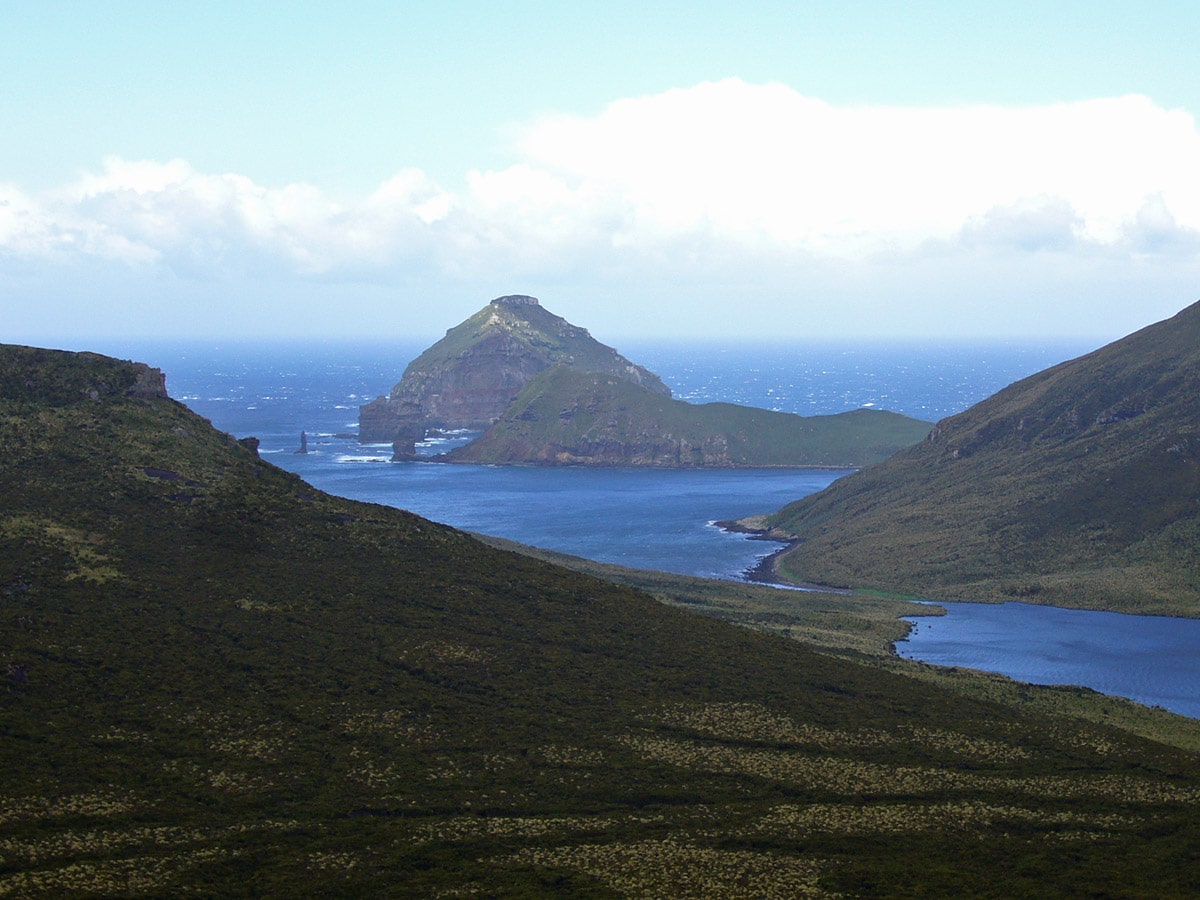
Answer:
[{"xmin": 4, "ymin": 344, "xmax": 1200, "ymax": 896}]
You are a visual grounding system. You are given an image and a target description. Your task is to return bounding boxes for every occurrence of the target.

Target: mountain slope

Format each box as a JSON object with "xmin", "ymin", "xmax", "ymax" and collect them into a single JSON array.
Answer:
[
  {"xmin": 766, "ymin": 300, "xmax": 1200, "ymax": 614},
  {"xmin": 5, "ymin": 343, "xmax": 1200, "ymax": 895},
  {"xmin": 448, "ymin": 366, "xmax": 932, "ymax": 467},
  {"xmin": 359, "ymin": 294, "xmax": 667, "ymax": 440}
]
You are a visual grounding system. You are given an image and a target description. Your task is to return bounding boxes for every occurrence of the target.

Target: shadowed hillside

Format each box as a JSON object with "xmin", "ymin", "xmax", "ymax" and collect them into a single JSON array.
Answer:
[
  {"xmin": 4, "ymin": 344, "xmax": 1200, "ymax": 896},
  {"xmin": 766, "ymin": 300, "xmax": 1200, "ymax": 614}
]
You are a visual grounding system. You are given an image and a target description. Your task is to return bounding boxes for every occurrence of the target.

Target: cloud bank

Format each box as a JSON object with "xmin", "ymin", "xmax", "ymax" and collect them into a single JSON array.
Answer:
[{"xmin": 4, "ymin": 80, "xmax": 1199, "ymax": 339}]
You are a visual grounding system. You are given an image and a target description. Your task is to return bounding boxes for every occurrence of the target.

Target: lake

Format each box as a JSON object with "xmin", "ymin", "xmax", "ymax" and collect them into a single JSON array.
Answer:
[{"xmin": 896, "ymin": 601, "xmax": 1200, "ymax": 719}]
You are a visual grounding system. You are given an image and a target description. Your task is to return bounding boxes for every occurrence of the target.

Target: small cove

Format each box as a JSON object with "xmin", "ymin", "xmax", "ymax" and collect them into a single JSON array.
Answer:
[{"xmin": 896, "ymin": 601, "xmax": 1200, "ymax": 719}]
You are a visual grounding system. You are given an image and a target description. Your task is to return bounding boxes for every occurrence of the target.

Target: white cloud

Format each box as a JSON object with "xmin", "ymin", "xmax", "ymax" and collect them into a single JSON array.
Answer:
[
  {"xmin": 1120, "ymin": 193, "xmax": 1200, "ymax": 255},
  {"xmin": 1, "ymin": 157, "xmax": 463, "ymax": 277},
  {"xmin": 959, "ymin": 197, "xmax": 1084, "ymax": 253},
  {"xmin": 0, "ymin": 183, "xmax": 56, "ymax": 253},
  {"xmin": 515, "ymin": 81, "xmax": 1200, "ymax": 257},
  {"xmin": 2, "ymin": 80, "xmax": 1199, "ymax": 339}
]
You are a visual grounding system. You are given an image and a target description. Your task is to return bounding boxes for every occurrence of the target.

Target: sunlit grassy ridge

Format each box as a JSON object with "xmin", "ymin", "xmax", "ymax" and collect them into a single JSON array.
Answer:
[
  {"xmin": 4, "ymin": 344, "xmax": 1200, "ymax": 896},
  {"xmin": 450, "ymin": 366, "xmax": 931, "ymax": 467},
  {"xmin": 767, "ymin": 300, "xmax": 1200, "ymax": 615}
]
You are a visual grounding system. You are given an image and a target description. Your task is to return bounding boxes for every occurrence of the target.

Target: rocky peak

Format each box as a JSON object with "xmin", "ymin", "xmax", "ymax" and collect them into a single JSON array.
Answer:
[
  {"xmin": 491, "ymin": 295, "xmax": 540, "ymax": 308},
  {"xmin": 358, "ymin": 294, "xmax": 671, "ymax": 442}
]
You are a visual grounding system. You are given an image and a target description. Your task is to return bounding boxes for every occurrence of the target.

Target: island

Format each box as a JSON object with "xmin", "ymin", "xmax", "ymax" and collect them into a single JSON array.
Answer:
[{"xmin": 361, "ymin": 294, "xmax": 932, "ymax": 466}]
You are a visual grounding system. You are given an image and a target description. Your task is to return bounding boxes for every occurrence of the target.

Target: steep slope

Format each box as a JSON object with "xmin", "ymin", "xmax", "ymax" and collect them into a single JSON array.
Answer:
[
  {"xmin": 448, "ymin": 366, "xmax": 932, "ymax": 467},
  {"xmin": 359, "ymin": 294, "xmax": 667, "ymax": 440},
  {"xmin": 5, "ymin": 344, "xmax": 1200, "ymax": 896},
  {"xmin": 766, "ymin": 299, "xmax": 1200, "ymax": 614}
]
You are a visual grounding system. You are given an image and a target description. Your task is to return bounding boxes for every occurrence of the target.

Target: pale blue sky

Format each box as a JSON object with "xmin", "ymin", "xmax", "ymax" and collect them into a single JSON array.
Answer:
[{"xmin": 3, "ymin": 1, "xmax": 1199, "ymax": 345}]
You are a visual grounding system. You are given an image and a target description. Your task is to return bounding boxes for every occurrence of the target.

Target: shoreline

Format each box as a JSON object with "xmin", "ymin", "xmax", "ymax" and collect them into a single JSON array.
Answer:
[{"xmin": 714, "ymin": 516, "xmax": 849, "ymax": 593}]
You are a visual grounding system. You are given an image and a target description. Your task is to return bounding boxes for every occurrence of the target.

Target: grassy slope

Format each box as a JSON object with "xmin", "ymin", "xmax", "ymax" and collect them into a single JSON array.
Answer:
[
  {"xmin": 483, "ymin": 536, "xmax": 1200, "ymax": 755},
  {"xmin": 474, "ymin": 535, "xmax": 924, "ymax": 660},
  {"xmin": 768, "ymin": 301, "xmax": 1200, "ymax": 615},
  {"xmin": 450, "ymin": 367, "xmax": 932, "ymax": 467},
  {"xmin": 4, "ymin": 345, "xmax": 1200, "ymax": 896}
]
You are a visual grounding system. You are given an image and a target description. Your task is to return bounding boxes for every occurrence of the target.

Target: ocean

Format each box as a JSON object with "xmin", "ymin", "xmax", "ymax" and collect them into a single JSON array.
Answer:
[{"xmin": 92, "ymin": 335, "xmax": 1200, "ymax": 719}]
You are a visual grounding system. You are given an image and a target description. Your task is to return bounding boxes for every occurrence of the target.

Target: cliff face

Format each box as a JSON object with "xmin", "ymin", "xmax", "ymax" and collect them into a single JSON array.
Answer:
[
  {"xmin": 0, "ymin": 345, "xmax": 167, "ymax": 405},
  {"xmin": 447, "ymin": 367, "xmax": 932, "ymax": 468},
  {"xmin": 359, "ymin": 295, "xmax": 668, "ymax": 441}
]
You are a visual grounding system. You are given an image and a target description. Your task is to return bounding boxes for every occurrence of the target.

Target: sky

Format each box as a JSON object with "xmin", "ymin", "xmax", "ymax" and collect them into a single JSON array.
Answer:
[{"xmin": 3, "ymin": 1, "xmax": 1200, "ymax": 347}]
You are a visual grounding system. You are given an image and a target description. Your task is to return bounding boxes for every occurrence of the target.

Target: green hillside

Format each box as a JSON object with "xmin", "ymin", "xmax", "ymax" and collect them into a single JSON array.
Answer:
[
  {"xmin": 449, "ymin": 367, "xmax": 931, "ymax": 467},
  {"xmin": 4, "ymin": 343, "xmax": 1200, "ymax": 896},
  {"xmin": 766, "ymin": 300, "xmax": 1200, "ymax": 615}
]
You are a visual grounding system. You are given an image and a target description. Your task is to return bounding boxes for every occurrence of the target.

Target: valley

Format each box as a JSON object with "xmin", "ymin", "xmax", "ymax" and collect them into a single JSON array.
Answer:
[{"xmin": 5, "ymin": 342, "xmax": 1200, "ymax": 895}]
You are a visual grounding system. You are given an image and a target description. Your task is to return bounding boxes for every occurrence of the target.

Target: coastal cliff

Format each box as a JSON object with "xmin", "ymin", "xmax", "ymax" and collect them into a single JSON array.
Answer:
[
  {"xmin": 359, "ymin": 295, "xmax": 667, "ymax": 442},
  {"xmin": 362, "ymin": 294, "xmax": 931, "ymax": 466}
]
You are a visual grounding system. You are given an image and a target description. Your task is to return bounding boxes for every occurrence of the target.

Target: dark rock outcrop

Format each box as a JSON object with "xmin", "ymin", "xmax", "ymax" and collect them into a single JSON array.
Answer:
[{"xmin": 126, "ymin": 364, "xmax": 168, "ymax": 400}]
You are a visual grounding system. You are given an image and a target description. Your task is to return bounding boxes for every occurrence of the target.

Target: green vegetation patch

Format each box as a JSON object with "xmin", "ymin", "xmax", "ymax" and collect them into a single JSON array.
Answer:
[
  {"xmin": 451, "ymin": 366, "xmax": 931, "ymax": 468},
  {"xmin": 768, "ymin": 301, "xmax": 1200, "ymax": 615}
]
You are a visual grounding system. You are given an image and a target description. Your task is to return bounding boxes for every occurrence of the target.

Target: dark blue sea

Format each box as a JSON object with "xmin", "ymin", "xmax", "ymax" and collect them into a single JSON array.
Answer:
[{"xmin": 89, "ymin": 336, "xmax": 1200, "ymax": 718}]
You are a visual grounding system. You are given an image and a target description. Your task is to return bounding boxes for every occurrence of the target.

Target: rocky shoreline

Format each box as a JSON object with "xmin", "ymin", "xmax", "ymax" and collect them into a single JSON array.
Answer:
[
  {"xmin": 715, "ymin": 516, "xmax": 810, "ymax": 588},
  {"xmin": 715, "ymin": 516, "xmax": 854, "ymax": 593}
]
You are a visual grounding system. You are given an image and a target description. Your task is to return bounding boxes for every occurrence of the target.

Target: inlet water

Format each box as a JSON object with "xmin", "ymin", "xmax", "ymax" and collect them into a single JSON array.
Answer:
[
  {"xmin": 93, "ymin": 337, "xmax": 1200, "ymax": 719},
  {"xmin": 897, "ymin": 601, "xmax": 1200, "ymax": 719}
]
